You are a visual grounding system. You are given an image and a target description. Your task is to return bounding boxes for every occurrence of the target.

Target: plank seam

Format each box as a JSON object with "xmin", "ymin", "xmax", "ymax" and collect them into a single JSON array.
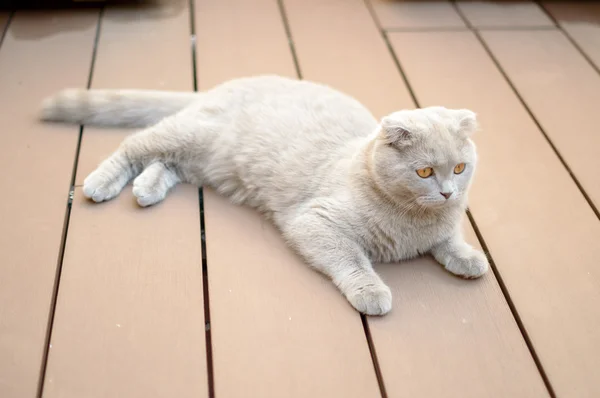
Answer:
[
  {"xmin": 360, "ymin": 315, "xmax": 388, "ymax": 398},
  {"xmin": 452, "ymin": 2, "xmax": 599, "ymax": 221},
  {"xmin": 189, "ymin": 1, "xmax": 215, "ymax": 397},
  {"xmin": 385, "ymin": 25, "xmax": 558, "ymax": 33},
  {"xmin": 536, "ymin": 0, "xmax": 600, "ymax": 76},
  {"xmin": 465, "ymin": 210, "xmax": 557, "ymax": 398},
  {"xmin": 0, "ymin": 10, "xmax": 14, "ymax": 49},
  {"xmin": 276, "ymin": 0, "xmax": 303, "ymax": 79},
  {"xmin": 36, "ymin": 7, "xmax": 105, "ymax": 398}
]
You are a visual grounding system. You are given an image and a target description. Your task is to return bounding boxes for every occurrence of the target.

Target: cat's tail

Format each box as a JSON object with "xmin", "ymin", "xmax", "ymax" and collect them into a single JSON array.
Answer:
[{"xmin": 40, "ymin": 89, "xmax": 200, "ymax": 128}]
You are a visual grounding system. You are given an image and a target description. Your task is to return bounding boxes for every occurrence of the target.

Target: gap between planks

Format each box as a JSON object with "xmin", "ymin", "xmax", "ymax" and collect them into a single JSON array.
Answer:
[
  {"xmin": 385, "ymin": 25, "xmax": 558, "ymax": 32},
  {"xmin": 0, "ymin": 11, "xmax": 14, "ymax": 48},
  {"xmin": 188, "ymin": 1, "xmax": 215, "ymax": 397}
]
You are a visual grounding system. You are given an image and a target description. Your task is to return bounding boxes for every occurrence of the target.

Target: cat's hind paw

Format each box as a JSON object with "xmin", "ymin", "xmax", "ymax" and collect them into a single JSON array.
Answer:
[
  {"xmin": 132, "ymin": 162, "xmax": 180, "ymax": 207},
  {"xmin": 132, "ymin": 181, "xmax": 168, "ymax": 207},
  {"xmin": 83, "ymin": 168, "xmax": 127, "ymax": 203}
]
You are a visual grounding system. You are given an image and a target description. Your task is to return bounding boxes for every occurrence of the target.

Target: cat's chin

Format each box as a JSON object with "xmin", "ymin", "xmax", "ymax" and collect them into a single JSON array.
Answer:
[{"xmin": 416, "ymin": 196, "xmax": 455, "ymax": 209}]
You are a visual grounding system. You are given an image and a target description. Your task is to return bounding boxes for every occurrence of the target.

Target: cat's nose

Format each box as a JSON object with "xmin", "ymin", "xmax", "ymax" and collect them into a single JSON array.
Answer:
[{"xmin": 440, "ymin": 191, "xmax": 453, "ymax": 199}]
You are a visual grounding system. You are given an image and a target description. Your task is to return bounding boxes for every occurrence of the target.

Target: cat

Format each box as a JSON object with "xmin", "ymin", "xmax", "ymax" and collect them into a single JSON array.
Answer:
[{"xmin": 41, "ymin": 75, "xmax": 489, "ymax": 315}]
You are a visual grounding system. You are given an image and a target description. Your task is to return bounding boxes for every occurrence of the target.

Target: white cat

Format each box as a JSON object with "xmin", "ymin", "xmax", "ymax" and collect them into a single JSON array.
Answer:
[{"xmin": 41, "ymin": 75, "xmax": 488, "ymax": 315}]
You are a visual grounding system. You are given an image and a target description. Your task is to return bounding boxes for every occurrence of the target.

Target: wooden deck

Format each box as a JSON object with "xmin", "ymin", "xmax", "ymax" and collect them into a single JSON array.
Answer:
[{"xmin": 0, "ymin": 1, "xmax": 599, "ymax": 397}]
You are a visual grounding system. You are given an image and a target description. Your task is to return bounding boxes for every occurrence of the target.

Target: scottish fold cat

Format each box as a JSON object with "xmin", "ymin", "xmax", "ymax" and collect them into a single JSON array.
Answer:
[{"xmin": 41, "ymin": 75, "xmax": 488, "ymax": 315}]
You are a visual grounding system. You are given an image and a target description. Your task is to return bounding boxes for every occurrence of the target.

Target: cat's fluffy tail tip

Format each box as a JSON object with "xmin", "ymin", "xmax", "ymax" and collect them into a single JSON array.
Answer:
[{"xmin": 39, "ymin": 88, "xmax": 85, "ymax": 123}]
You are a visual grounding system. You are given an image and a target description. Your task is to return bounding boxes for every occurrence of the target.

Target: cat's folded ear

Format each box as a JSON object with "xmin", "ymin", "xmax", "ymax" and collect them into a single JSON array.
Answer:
[
  {"xmin": 380, "ymin": 116, "xmax": 415, "ymax": 148},
  {"xmin": 455, "ymin": 109, "xmax": 479, "ymax": 138}
]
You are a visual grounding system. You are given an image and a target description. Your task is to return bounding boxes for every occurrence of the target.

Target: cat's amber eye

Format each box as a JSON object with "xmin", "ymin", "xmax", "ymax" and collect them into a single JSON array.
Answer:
[
  {"xmin": 454, "ymin": 163, "xmax": 466, "ymax": 174},
  {"xmin": 416, "ymin": 167, "xmax": 434, "ymax": 178}
]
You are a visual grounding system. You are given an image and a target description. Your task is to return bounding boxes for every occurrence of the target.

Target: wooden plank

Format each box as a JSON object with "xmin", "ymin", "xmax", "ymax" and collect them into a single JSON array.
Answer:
[
  {"xmin": 194, "ymin": 1, "xmax": 380, "ymax": 397},
  {"xmin": 285, "ymin": 1, "xmax": 548, "ymax": 396},
  {"xmin": 480, "ymin": 29, "xmax": 600, "ymax": 210},
  {"xmin": 45, "ymin": 189, "xmax": 206, "ymax": 398},
  {"xmin": 43, "ymin": 5, "xmax": 208, "ymax": 398},
  {"xmin": 542, "ymin": 2, "xmax": 600, "ymax": 70},
  {"xmin": 195, "ymin": 0, "xmax": 296, "ymax": 86},
  {"xmin": 285, "ymin": 0, "xmax": 413, "ymax": 117},
  {"xmin": 369, "ymin": 0, "xmax": 465, "ymax": 29},
  {"xmin": 371, "ymin": 222, "xmax": 548, "ymax": 397},
  {"xmin": 388, "ymin": 30, "xmax": 600, "ymax": 398},
  {"xmin": 204, "ymin": 189, "xmax": 380, "ymax": 398},
  {"xmin": 456, "ymin": 1, "xmax": 553, "ymax": 28},
  {"xmin": 0, "ymin": 11, "xmax": 98, "ymax": 398}
]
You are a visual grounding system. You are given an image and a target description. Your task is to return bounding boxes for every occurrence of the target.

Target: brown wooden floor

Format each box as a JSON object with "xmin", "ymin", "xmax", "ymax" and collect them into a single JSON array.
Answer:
[{"xmin": 0, "ymin": 1, "xmax": 599, "ymax": 397}]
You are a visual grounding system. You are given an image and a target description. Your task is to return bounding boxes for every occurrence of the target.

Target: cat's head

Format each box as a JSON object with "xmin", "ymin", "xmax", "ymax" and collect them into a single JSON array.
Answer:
[{"xmin": 371, "ymin": 106, "xmax": 478, "ymax": 209}]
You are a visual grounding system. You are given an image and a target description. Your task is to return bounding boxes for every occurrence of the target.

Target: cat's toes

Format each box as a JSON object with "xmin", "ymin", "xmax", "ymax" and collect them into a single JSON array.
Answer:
[
  {"xmin": 345, "ymin": 281, "xmax": 392, "ymax": 316},
  {"xmin": 83, "ymin": 170, "xmax": 124, "ymax": 203},
  {"xmin": 445, "ymin": 250, "xmax": 489, "ymax": 279}
]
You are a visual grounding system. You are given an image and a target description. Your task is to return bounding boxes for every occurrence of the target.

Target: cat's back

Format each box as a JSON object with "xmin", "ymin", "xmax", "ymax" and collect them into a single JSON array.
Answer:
[
  {"xmin": 196, "ymin": 76, "xmax": 378, "ymax": 210},
  {"xmin": 211, "ymin": 75, "xmax": 377, "ymax": 142}
]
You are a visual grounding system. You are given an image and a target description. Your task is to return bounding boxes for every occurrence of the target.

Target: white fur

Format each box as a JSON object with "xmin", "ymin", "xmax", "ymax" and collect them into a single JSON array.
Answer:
[{"xmin": 41, "ymin": 75, "xmax": 489, "ymax": 315}]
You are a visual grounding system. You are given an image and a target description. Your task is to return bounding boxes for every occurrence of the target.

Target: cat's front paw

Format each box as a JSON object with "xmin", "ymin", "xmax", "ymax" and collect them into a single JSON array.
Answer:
[
  {"xmin": 345, "ymin": 281, "xmax": 392, "ymax": 316},
  {"xmin": 444, "ymin": 250, "xmax": 489, "ymax": 279}
]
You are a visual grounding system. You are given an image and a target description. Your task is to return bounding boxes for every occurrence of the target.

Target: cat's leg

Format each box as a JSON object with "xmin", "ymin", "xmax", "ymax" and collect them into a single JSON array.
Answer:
[
  {"xmin": 132, "ymin": 162, "xmax": 181, "ymax": 207},
  {"xmin": 83, "ymin": 113, "xmax": 192, "ymax": 203},
  {"xmin": 430, "ymin": 231, "xmax": 489, "ymax": 278},
  {"xmin": 283, "ymin": 211, "xmax": 392, "ymax": 315},
  {"xmin": 83, "ymin": 151, "xmax": 139, "ymax": 203}
]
